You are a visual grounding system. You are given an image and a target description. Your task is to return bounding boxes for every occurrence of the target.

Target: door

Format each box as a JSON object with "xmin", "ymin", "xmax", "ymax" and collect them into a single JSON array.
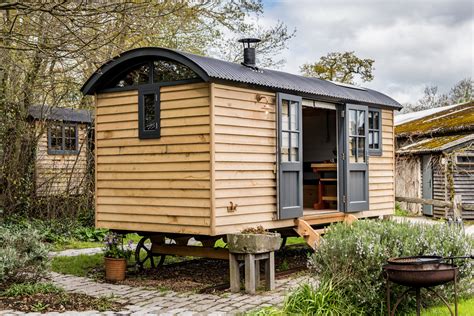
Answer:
[
  {"xmin": 341, "ymin": 104, "xmax": 369, "ymax": 212},
  {"xmin": 277, "ymin": 93, "xmax": 303, "ymax": 219},
  {"xmin": 422, "ymin": 155, "xmax": 433, "ymax": 215}
]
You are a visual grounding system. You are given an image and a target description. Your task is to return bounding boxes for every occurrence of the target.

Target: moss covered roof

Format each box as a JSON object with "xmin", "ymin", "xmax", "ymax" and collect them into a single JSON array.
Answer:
[
  {"xmin": 395, "ymin": 101, "xmax": 474, "ymax": 137},
  {"xmin": 397, "ymin": 134, "xmax": 474, "ymax": 154}
]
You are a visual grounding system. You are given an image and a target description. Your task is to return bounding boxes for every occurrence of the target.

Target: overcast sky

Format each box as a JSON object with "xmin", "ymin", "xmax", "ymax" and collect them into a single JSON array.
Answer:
[{"xmin": 259, "ymin": 0, "xmax": 473, "ymax": 104}]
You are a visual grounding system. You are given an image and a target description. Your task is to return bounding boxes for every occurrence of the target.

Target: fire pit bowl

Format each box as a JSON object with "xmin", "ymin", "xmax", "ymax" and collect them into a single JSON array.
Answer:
[{"xmin": 383, "ymin": 263, "xmax": 458, "ymax": 288}]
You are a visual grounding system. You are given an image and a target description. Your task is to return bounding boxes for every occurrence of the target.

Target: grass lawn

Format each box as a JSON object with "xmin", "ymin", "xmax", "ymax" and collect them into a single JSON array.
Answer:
[{"xmin": 411, "ymin": 297, "xmax": 474, "ymax": 316}]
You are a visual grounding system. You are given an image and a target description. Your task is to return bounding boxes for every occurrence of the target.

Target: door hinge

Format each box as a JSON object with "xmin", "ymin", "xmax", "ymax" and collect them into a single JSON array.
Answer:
[
  {"xmin": 343, "ymin": 195, "xmax": 347, "ymax": 204},
  {"xmin": 341, "ymin": 152, "xmax": 345, "ymax": 160},
  {"xmin": 341, "ymin": 110, "xmax": 345, "ymax": 117}
]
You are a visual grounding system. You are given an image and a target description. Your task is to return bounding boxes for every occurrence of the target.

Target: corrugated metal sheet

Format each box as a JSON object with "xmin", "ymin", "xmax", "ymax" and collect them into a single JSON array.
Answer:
[
  {"xmin": 81, "ymin": 47, "xmax": 402, "ymax": 109},
  {"xmin": 28, "ymin": 105, "xmax": 93, "ymax": 124}
]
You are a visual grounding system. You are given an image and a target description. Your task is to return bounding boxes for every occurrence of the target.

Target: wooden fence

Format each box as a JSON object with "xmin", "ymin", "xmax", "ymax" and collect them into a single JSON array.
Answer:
[{"xmin": 396, "ymin": 195, "xmax": 474, "ymax": 219}]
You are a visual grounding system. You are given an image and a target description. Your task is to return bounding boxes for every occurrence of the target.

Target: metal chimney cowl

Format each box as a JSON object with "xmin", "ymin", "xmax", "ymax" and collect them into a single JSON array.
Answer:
[{"xmin": 238, "ymin": 38, "xmax": 261, "ymax": 69}]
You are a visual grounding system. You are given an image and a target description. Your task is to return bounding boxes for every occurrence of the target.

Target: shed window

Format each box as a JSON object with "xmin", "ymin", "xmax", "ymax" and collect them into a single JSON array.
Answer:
[
  {"xmin": 368, "ymin": 108, "xmax": 382, "ymax": 155},
  {"xmin": 112, "ymin": 59, "xmax": 198, "ymax": 89},
  {"xmin": 48, "ymin": 123, "xmax": 78, "ymax": 155},
  {"xmin": 139, "ymin": 87, "xmax": 160, "ymax": 139},
  {"xmin": 456, "ymin": 155, "xmax": 474, "ymax": 165}
]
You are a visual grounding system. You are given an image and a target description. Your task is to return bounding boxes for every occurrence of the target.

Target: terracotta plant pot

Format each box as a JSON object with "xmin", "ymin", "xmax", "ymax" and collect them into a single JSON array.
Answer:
[{"xmin": 104, "ymin": 257, "xmax": 127, "ymax": 281}]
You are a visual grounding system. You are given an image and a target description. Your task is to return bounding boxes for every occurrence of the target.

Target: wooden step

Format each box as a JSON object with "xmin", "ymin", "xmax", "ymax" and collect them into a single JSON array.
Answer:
[{"xmin": 294, "ymin": 219, "xmax": 321, "ymax": 250}]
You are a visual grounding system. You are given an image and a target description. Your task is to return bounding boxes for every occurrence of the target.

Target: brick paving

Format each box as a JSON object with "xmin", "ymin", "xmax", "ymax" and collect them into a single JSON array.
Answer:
[{"xmin": 0, "ymin": 272, "xmax": 316, "ymax": 316}]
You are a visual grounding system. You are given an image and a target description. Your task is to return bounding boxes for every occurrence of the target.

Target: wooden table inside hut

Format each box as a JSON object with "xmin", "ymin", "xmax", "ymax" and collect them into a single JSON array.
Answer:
[{"xmin": 311, "ymin": 163, "xmax": 337, "ymax": 210}]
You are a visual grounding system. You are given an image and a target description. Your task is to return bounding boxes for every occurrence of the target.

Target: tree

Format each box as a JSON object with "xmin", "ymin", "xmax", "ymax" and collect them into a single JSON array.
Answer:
[
  {"xmin": 300, "ymin": 51, "xmax": 375, "ymax": 84},
  {"xmin": 0, "ymin": 1, "xmax": 294, "ymax": 218},
  {"xmin": 448, "ymin": 78, "xmax": 472, "ymax": 104}
]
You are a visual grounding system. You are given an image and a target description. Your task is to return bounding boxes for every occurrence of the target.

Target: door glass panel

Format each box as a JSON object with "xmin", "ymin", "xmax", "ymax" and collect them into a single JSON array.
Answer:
[
  {"xmin": 369, "ymin": 132, "xmax": 374, "ymax": 149},
  {"xmin": 349, "ymin": 109, "xmax": 357, "ymax": 136},
  {"xmin": 357, "ymin": 110, "xmax": 365, "ymax": 135},
  {"xmin": 368, "ymin": 111, "xmax": 373, "ymax": 129},
  {"xmin": 290, "ymin": 132, "xmax": 299, "ymax": 161},
  {"xmin": 373, "ymin": 131, "xmax": 379, "ymax": 149},
  {"xmin": 373, "ymin": 111, "xmax": 379, "ymax": 129},
  {"xmin": 144, "ymin": 93, "xmax": 157, "ymax": 131},
  {"xmin": 290, "ymin": 101, "xmax": 298, "ymax": 130},
  {"xmin": 358, "ymin": 137, "xmax": 366, "ymax": 162},
  {"xmin": 349, "ymin": 136, "xmax": 357, "ymax": 163},
  {"xmin": 281, "ymin": 131, "xmax": 289, "ymax": 162},
  {"xmin": 282, "ymin": 100, "xmax": 289, "ymax": 130}
]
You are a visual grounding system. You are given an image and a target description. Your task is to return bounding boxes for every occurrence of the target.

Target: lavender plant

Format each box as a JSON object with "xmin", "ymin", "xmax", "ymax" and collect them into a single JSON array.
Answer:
[{"xmin": 103, "ymin": 232, "xmax": 133, "ymax": 260}]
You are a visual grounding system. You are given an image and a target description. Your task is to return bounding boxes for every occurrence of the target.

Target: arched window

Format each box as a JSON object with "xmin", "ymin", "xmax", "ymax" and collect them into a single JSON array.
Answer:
[{"xmin": 111, "ymin": 59, "xmax": 199, "ymax": 88}]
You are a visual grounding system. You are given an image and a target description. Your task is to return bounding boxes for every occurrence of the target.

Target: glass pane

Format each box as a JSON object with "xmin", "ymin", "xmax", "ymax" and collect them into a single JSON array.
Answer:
[
  {"xmin": 65, "ymin": 137, "xmax": 76, "ymax": 151},
  {"xmin": 64, "ymin": 126, "xmax": 75, "ymax": 138},
  {"xmin": 349, "ymin": 110, "xmax": 357, "ymax": 136},
  {"xmin": 281, "ymin": 132, "xmax": 289, "ymax": 162},
  {"xmin": 153, "ymin": 60, "xmax": 198, "ymax": 83},
  {"xmin": 358, "ymin": 137, "xmax": 366, "ymax": 162},
  {"xmin": 369, "ymin": 131, "xmax": 374, "ymax": 149},
  {"xmin": 282, "ymin": 100, "xmax": 289, "ymax": 130},
  {"xmin": 290, "ymin": 101, "xmax": 298, "ymax": 131},
  {"xmin": 49, "ymin": 125, "xmax": 62, "ymax": 150},
  {"xmin": 373, "ymin": 131, "xmax": 379, "ymax": 149},
  {"xmin": 373, "ymin": 111, "xmax": 380, "ymax": 131},
  {"xmin": 349, "ymin": 136, "xmax": 357, "ymax": 163},
  {"xmin": 357, "ymin": 110, "xmax": 365, "ymax": 136},
  {"xmin": 290, "ymin": 132, "xmax": 299, "ymax": 161},
  {"xmin": 115, "ymin": 63, "xmax": 150, "ymax": 87},
  {"xmin": 144, "ymin": 93, "xmax": 158, "ymax": 131}
]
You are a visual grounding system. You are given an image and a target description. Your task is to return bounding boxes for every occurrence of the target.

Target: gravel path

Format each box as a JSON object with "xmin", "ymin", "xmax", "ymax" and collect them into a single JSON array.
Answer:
[{"xmin": 1, "ymin": 271, "xmax": 315, "ymax": 315}]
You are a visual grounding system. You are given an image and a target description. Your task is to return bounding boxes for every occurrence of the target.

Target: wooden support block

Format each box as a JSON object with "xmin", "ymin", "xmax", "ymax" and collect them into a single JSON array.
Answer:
[
  {"xmin": 229, "ymin": 253, "xmax": 240, "ymax": 293},
  {"xmin": 265, "ymin": 251, "xmax": 275, "ymax": 291},
  {"xmin": 344, "ymin": 214, "xmax": 358, "ymax": 225},
  {"xmin": 255, "ymin": 259, "xmax": 260, "ymax": 288},
  {"xmin": 245, "ymin": 254, "xmax": 256, "ymax": 294}
]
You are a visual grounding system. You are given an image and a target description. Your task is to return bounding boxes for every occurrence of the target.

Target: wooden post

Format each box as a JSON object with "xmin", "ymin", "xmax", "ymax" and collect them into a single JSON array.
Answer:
[
  {"xmin": 229, "ymin": 253, "xmax": 240, "ymax": 293},
  {"xmin": 245, "ymin": 253, "xmax": 256, "ymax": 294},
  {"xmin": 265, "ymin": 251, "xmax": 275, "ymax": 291},
  {"xmin": 453, "ymin": 194, "xmax": 462, "ymax": 221}
]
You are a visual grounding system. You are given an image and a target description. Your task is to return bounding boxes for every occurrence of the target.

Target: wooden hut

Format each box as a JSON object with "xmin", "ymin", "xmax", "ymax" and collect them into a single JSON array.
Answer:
[
  {"xmin": 395, "ymin": 101, "xmax": 474, "ymax": 219},
  {"xmin": 81, "ymin": 44, "xmax": 401, "ymax": 259},
  {"xmin": 28, "ymin": 105, "xmax": 93, "ymax": 196}
]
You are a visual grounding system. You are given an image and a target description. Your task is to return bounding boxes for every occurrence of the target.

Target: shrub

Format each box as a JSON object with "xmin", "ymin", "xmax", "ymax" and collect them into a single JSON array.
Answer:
[
  {"xmin": 0, "ymin": 225, "xmax": 50, "ymax": 288},
  {"xmin": 2, "ymin": 282, "xmax": 63, "ymax": 297},
  {"xmin": 310, "ymin": 220, "xmax": 473, "ymax": 315},
  {"xmin": 74, "ymin": 227, "xmax": 108, "ymax": 242}
]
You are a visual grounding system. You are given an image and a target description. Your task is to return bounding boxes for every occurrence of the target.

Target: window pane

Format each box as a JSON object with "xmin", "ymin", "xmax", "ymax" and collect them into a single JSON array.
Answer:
[
  {"xmin": 290, "ymin": 101, "xmax": 298, "ymax": 131},
  {"xmin": 65, "ymin": 137, "xmax": 77, "ymax": 151},
  {"xmin": 358, "ymin": 137, "xmax": 366, "ymax": 162},
  {"xmin": 282, "ymin": 100, "xmax": 289, "ymax": 130},
  {"xmin": 357, "ymin": 110, "xmax": 365, "ymax": 136},
  {"xmin": 281, "ymin": 132, "xmax": 289, "ymax": 162},
  {"xmin": 369, "ymin": 131, "xmax": 374, "ymax": 149},
  {"xmin": 290, "ymin": 132, "xmax": 299, "ymax": 161},
  {"xmin": 64, "ymin": 126, "xmax": 77, "ymax": 151},
  {"xmin": 349, "ymin": 136, "xmax": 357, "ymax": 163},
  {"xmin": 349, "ymin": 110, "xmax": 357, "ymax": 136},
  {"xmin": 373, "ymin": 131, "xmax": 379, "ymax": 149},
  {"xmin": 373, "ymin": 111, "xmax": 380, "ymax": 130},
  {"xmin": 49, "ymin": 125, "xmax": 62, "ymax": 150},
  {"xmin": 115, "ymin": 63, "xmax": 150, "ymax": 87},
  {"xmin": 153, "ymin": 60, "xmax": 198, "ymax": 83},
  {"xmin": 144, "ymin": 93, "xmax": 158, "ymax": 131},
  {"xmin": 368, "ymin": 111, "xmax": 374, "ymax": 129}
]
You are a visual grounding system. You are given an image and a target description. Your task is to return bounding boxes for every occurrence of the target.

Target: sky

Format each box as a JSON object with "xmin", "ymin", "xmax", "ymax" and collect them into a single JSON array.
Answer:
[{"xmin": 259, "ymin": 0, "xmax": 473, "ymax": 104}]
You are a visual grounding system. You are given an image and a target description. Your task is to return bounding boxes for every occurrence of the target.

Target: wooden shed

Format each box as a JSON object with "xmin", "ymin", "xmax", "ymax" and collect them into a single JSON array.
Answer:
[
  {"xmin": 395, "ymin": 101, "xmax": 474, "ymax": 219},
  {"xmin": 28, "ymin": 105, "xmax": 93, "ymax": 196},
  {"xmin": 81, "ymin": 45, "xmax": 401, "ymax": 253}
]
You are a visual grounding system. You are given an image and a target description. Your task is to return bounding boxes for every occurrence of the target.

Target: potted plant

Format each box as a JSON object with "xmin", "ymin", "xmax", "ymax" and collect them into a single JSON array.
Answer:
[
  {"xmin": 227, "ymin": 226, "xmax": 282, "ymax": 254},
  {"xmin": 103, "ymin": 232, "xmax": 132, "ymax": 281}
]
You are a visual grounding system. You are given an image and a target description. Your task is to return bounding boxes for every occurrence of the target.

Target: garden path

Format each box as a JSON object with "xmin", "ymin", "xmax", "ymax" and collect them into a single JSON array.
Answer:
[{"xmin": 0, "ymin": 272, "xmax": 314, "ymax": 315}]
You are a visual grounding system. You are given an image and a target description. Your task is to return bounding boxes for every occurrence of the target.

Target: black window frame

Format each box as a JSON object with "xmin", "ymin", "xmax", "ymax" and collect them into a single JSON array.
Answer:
[
  {"xmin": 368, "ymin": 107, "xmax": 382, "ymax": 156},
  {"xmin": 138, "ymin": 85, "xmax": 161, "ymax": 139},
  {"xmin": 47, "ymin": 123, "xmax": 79, "ymax": 155}
]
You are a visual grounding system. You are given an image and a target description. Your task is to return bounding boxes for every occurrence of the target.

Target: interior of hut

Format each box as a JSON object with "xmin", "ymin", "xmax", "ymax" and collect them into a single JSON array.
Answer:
[{"xmin": 302, "ymin": 107, "xmax": 338, "ymax": 213}]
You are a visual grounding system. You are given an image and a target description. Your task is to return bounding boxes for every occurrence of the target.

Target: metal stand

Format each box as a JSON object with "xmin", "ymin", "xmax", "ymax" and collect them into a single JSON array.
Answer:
[
  {"xmin": 385, "ymin": 274, "xmax": 458, "ymax": 316},
  {"xmin": 229, "ymin": 251, "xmax": 275, "ymax": 294}
]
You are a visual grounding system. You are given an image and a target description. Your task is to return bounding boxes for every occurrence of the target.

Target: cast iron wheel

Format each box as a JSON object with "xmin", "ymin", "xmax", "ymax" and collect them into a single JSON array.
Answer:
[
  {"xmin": 280, "ymin": 236, "xmax": 288, "ymax": 249},
  {"xmin": 135, "ymin": 236, "xmax": 166, "ymax": 271}
]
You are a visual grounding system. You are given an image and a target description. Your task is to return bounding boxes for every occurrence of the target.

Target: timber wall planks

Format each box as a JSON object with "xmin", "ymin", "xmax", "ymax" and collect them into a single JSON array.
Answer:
[
  {"xmin": 35, "ymin": 121, "xmax": 89, "ymax": 196},
  {"xmin": 95, "ymin": 83, "xmax": 212, "ymax": 234},
  {"xmin": 366, "ymin": 109, "xmax": 395, "ymax": 216},
  {"xmin": 211, "ymin": 84, "xmax": 279, "ymax": 234}
]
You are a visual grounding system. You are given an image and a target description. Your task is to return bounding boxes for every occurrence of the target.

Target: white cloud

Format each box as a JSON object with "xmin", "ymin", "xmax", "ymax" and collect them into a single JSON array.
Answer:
[{"xmin": 260, "ymin": 0, "xmax": 474, "ymax": 104}]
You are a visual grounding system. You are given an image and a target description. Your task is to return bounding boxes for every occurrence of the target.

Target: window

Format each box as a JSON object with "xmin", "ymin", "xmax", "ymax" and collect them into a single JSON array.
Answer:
[
  {"xmin": 280, "ymin": 99, "xmax": 300, "ymax": 162},
  {"xmin": 48, "ymin": 123, "xmax": 78, "ymax": 155},
  {"xmin": 139, "ymin": 87, "xmax": 160, "ymax": 139},
  {"xmin": 112, "ymin": 59, "xmax": 199, "ymax": 89},
  {"xmin": 368, "ymin": 108, "xmax": 382, "ymax": 155},
  {"xmin": 348, "ymin": 109, "xmax": 367, "ymax": 163},
  {"xmin": 456, "ymin": 154, "xmax": 474, "ymax": 165}
]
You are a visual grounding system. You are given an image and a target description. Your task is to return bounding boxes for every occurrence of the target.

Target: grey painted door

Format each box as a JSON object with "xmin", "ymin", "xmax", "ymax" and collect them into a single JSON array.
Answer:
[
  {"xmin": 343, "ymin": 104, "xmax": 369, "ymax": 212},
  {"xmin": 422, "ymin": 155, "xmax": 433, "ymax": 215},
  {"xmin": 277, "ymin": 93, "xmax": 303, "ymax": 219}
]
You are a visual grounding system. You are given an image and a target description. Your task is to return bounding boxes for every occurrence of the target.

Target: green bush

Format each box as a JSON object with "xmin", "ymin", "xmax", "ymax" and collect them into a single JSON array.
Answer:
[
  {"xmin": 310, "ymin": 220, "xmax": 473, "ymax": 315},
  {"xmin": 2, "ymin": 282, "xmax": 63, "ymax": 297},
  {"xmin": 74, "ymin": 227, "xmax": 108, "ymax": 242},
  {"xmin": 0, "ymin": 225, "xmax": 50, "ymax": 288}
]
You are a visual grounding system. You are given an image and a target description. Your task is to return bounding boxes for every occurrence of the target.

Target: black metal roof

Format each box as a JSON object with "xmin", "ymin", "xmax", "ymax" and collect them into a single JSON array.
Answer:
[
  {"xmin": 82, "ymin": 47, "xmax": 402, "ymax": 109},
  {"xmin": 28, "ymin": 105, "xmax": 93, "ymax": 124}
]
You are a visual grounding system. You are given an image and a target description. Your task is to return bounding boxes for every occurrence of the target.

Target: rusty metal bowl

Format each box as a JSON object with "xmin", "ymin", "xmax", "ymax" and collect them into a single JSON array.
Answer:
[{"xmin": 383, "ymin": 263, "xmax": 458, "ymax": 288}]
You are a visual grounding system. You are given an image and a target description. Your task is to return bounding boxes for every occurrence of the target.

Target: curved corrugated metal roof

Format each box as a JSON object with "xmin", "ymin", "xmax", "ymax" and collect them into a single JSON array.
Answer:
[{"xmin": 81, "ymin": 47, "xmax": 401, "ymax": 109}]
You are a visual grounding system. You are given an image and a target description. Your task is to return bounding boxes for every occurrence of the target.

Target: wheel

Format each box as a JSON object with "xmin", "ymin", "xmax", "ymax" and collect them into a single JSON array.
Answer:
[
  {"xmin": 135, "ymin": 236, "xmax": 166, "ymax": 271},
  {"xmin": 280, "ymin": 236, "xmax": 288, "ymax": 249}
]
